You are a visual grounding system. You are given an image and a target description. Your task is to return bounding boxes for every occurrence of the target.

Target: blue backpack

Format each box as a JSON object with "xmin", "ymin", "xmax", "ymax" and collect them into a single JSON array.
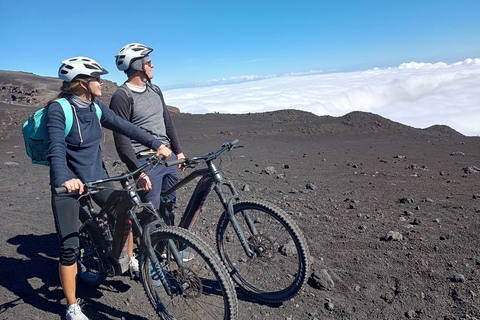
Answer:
[{"xmin": 22, "ymin": 98, "xmax": 102, "ymax": 165}]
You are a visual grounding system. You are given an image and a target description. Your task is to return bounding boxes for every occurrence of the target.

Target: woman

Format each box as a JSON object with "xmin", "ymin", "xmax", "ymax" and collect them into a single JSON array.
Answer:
[{"xmin": 48, "ymin": 56, "xmax": 171, "ymax": 320}]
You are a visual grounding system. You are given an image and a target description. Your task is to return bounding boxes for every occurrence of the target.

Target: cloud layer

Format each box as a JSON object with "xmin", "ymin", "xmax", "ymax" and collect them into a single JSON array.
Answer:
[{"xmin": 165, "ymin": 59, "xmax": 480, "ymax": 136}]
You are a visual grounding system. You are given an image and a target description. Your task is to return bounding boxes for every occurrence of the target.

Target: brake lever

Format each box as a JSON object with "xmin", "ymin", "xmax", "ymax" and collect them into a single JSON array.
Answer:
[{"xmin": 185, "ymin": 159, "xmax": 201, "ymax": 169}]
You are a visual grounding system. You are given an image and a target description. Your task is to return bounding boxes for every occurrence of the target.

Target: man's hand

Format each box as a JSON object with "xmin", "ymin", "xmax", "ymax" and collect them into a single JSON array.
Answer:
[
  {"xmin": 176, "ymin": 152, "xmax": 186, "ymax": 171},
  {"xmin": 156, "ymin": 144, "xmax": 172, "ymax": 160},
  {"xmin": 137, "ymin": 173, "xmax": 152, "ymax": 191}
]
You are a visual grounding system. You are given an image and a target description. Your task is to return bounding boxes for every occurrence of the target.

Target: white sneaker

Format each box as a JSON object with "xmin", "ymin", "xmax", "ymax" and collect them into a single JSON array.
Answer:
[
  {"xmin": 161, "ymin": 250, "xmax": 195, "ymax": 262},
  {"xmin": 66, "ymin": 299, "xmax": 89, "ymax": 320},
  {"xmin": 129, "ymin": 254, "xmax": 140, "ymax": 279}
]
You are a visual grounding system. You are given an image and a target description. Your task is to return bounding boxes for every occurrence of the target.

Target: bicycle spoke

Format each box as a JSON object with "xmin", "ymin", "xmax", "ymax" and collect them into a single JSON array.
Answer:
[
  {"xmin": 141, "ymin": 227, "xmax": 237, "ymax": 320},
  {"xmin": 217, "ymin": 200, "xmax": 309, "ymax": 302}
]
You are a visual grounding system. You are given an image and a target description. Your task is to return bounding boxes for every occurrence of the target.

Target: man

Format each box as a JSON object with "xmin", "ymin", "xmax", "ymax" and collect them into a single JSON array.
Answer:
[{"xmin": 110, "ymin": 43, "xmax": 192, "ymax": 261}]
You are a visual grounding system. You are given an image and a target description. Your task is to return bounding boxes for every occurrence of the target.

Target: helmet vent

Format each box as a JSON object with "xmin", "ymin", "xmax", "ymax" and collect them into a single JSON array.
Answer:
[{"xmin": 84, "ymin": 64, "xmax": 97, "ymax": 70}]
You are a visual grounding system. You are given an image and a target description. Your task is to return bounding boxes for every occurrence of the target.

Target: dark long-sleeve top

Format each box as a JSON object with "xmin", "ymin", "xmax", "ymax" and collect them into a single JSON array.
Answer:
[
  {"xmin": 109, "ymin": 84, "xmax": 182, "ymax": 171},
  {"xmin": 46, "ymin": 95, "xmax": 162, "ymax": 188}
]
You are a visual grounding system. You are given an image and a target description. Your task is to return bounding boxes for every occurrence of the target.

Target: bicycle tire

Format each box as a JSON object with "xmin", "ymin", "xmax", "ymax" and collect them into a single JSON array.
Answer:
[
  {"xmin": 77, "ymin": 221, "xmax": 109, "ymax": 286},
  {"xmin": 216, "ymin": 200, "xmax": 310, "ymax": 303},
  {"xmin": 139, "ymin": 226, "xmax": 238, "ymax": 320}
]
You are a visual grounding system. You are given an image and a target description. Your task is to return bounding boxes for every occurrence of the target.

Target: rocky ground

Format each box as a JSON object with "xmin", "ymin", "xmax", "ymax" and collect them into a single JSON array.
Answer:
[{"xmin": 0, "ymin": 71, "xmax": 479, "ymax": 319}]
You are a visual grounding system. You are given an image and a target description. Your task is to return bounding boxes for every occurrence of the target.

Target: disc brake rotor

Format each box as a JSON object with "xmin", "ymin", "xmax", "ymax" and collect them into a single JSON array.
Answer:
[
  {"xmin": 249, "ymin": 234, "xmax": 275, "ymax": 262},
  {"xmin": 177, "ymin": 267, "xmax": 202, "ymax": 298}
]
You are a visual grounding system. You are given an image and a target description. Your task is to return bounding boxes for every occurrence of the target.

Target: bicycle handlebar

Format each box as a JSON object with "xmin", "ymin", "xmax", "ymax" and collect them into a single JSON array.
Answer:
[
  {"xmin": 164, "ymin": 139, "xmax": 240, "ymax": 168},
  {"xmin": 55, "ymin": 186, "xmax": 68, "ymax": 194},
  {"xmin": 54, "ymin": 139, "xmax": 240, "ymax": 195},
  {"xmin": 54, "ymin": 154, "xmax": 164, "ymax": 195},
  {"xmin": 165, "ymin": 159, "xmax": 186, "ymax": 167}
]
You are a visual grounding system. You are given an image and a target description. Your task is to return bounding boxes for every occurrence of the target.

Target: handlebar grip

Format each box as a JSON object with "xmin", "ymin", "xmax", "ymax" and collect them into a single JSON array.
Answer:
[
  {"xmin": 54, "ymin": 187, "xmax": 68, "ymax": 194},
  {"xmin": 231, "ymin": 139, "xmax": 239, "ymax": 146},
  {"xmin": 165, "ymin": 159, "xmax": 186, "ymax": 167}
]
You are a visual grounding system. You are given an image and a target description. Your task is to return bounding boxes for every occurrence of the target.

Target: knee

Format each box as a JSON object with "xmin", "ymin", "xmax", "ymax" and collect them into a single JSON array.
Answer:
[{"xmin": 60, "ymin": 238, "xmax": 80, "ymax": 266}]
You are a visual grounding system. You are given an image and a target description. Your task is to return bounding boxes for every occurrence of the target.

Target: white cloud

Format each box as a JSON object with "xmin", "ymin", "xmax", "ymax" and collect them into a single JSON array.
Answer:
[{"xmin": 165, "ymin": 59, "xmax": 480, "ymax": 136}]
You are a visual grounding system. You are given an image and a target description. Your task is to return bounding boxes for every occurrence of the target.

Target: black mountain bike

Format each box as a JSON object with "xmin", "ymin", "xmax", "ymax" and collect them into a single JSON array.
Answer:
[
  {"xmin": 56, "ymin": 155, "xmax": 238, "ymax": 320},
  {"xmin": 163, "ymin": 140, "xmax": 310, "ymax": 303}
]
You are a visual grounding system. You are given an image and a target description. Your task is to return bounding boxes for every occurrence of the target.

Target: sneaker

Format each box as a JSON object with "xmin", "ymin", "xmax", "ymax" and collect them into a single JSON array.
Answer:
[
  {"xmin": 77, "ymin": 260, "xmax": 87, "ymax": 273},
  {"xmin": 129, "ymin": 254, "xmax": 140, "ymax": 280},
  {"xmin": 66, "ymin": 299, "xmax": 89, "ymax": 320},
  {"xmin": 161, "ymin": 250, "xmax": 195, "ymax": 262},
  {"xmin": 179, "ymin": 250, "xmax": 195, "ymax": 261}
]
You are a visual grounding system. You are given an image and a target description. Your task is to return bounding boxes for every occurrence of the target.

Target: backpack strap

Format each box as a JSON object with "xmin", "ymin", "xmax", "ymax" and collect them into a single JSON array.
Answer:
[
  {"xmin": 54, "ymin": 98, "xmax": 102, "ymax": 136},
  {"xmin": 118, "ymin": 83, "xmax": 165, "ymax": 121},
  {"xmin": 119, "ymin": 82, "xmax": 165, "ymax": 107},
  {"xmin": 55, "ymin": 98, "xmax": 74, "ymax": 137},
  {"xmin": 119, "ymin": 84, "xmax": 134, "ymax": 105},
  {"xmin": 92, "ymin": 102, "xmax": 102, "ymax": 121},
  {"xmin": 118, "ymin": 84, "xmax": 134, "ymax": 120},
  {"xmin": 148, "ymin": 83, "xmax": 167, "ymax": 107}
]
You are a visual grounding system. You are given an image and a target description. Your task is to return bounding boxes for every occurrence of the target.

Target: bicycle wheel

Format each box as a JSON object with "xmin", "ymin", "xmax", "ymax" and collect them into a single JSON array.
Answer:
[
  {"xmin": 140, "ymin": 226, "xmax": 238, "ymax": 320},
  {"xmin": 216, "ymin": 200, "xmax": 310, "ymax": 303},
  {"xmin": 77, "ymin": 221, "xmax": 109, "ymax": 285}
]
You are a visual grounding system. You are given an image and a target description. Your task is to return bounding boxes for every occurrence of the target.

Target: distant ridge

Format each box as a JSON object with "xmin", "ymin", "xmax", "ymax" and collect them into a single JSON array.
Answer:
[
  {"xmin": 0, "ymin": 70, "xmax": 118, "ymax": 107},
  {"xmin": 0, "ymin": 70, "xmax": 180, "ymax": 113},
  {"xmin": 0, "ymin": 70, "xmax": 465, "ymax": 137},
  {"xmin": 423, "ymin": 124, "xmax": 464, "ymax": 136}
]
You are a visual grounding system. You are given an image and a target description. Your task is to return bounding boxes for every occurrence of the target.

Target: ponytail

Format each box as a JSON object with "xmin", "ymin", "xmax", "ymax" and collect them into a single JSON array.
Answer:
[{"xmin": 45, "ymin": 81, "xmax": 84, "ymax": 108}]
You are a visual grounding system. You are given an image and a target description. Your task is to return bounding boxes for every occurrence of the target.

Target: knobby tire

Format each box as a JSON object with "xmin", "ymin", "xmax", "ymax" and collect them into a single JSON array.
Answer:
[
  {"xmin": 216, "ymin": 200, "xmax": 310, "ymax": 303},
  {"xmin": 140, "ymin": 226, "xmax": 238, "ymax": 320},
  {"xmin": 77, "ymin": 221, "xmax": 109, "ymax": 286}
]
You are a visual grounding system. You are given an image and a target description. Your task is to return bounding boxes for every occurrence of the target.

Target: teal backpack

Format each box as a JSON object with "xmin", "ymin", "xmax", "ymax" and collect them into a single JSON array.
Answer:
[{"xmin": 22, "ymin": 98, "xmax": 102, "ymax": 165}]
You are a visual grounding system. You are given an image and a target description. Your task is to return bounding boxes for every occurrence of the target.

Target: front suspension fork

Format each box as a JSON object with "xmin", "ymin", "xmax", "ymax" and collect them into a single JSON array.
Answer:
[
  {"xmin": 216, "ymin": 181, "xmax": 260, "ymax": 258},
  {"xmin": 143, "ymin": 220, "xmax": 188, "ymax": 297}
]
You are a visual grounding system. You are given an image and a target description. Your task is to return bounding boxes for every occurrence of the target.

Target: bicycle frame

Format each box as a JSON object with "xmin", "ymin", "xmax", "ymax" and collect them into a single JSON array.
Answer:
[
  {"xmin": 78, "ymin": 159, "xmax": 188, "ymax": 295},
  {"xmin": 162, "ymin": 156, "xmax": 259, "ymax": 258}
]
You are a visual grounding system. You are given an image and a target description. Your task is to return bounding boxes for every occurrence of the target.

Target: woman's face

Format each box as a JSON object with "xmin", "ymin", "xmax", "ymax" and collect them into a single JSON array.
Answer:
[{"xmin": 87, "ymin": 76, "xmax": 103, "ymax": 97}]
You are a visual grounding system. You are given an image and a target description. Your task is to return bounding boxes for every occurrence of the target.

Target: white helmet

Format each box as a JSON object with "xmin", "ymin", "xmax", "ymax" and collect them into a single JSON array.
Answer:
[
  {"xmin": 115, "ymin": 43, "xmax": 153, "ymax": 71},
  {"xmin": 58, "ymin": 57, "xmax": 108, "ymax": 82}
]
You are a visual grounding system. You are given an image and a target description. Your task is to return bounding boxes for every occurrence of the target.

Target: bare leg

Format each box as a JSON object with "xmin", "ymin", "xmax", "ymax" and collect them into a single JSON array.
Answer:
[
  {"xmin": 128, "ymin": 230, "xmax": 134, "ymax": 257},
  {"xmin": 59, "ymin": 263, "xmax": 78, "ymax": 306}
]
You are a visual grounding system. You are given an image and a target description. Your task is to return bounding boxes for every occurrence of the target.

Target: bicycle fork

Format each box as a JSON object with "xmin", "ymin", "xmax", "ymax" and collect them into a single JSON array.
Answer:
[
  {"xmin": 215, "ymin": 181, "xmax": 262, "ymax": 259},
  {"xmin": 143, "ymin": 219, "xmax": 191, "ymax": 297}
]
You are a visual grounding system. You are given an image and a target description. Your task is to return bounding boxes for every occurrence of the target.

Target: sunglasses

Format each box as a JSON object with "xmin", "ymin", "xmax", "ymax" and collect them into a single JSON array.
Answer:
[
  {"xmin": 88, "ymin": 76, "xmax": 102, "ymax": 83},
  {"xmin": 145, "ymin": 60, "xmax": 153, "ymax": 67}
]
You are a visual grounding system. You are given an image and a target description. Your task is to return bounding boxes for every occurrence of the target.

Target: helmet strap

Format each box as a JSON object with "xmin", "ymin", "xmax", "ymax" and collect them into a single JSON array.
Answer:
[
  {"xmin": 87, "ymin": 84, "xmax": 95, "ymax": 102},
  {"xmin": 79, "ymin": 79, "xmax": 95, "ymax": 102}
]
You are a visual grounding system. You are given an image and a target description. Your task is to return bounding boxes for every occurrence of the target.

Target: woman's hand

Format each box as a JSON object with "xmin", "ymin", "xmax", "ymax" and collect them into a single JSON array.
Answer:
[
  {"xmin": 137, "ymin": 173, "xmax": 152, "ymax": 191},
  {"xmin": 156, "ymin": 144, "xmax": 172, "ymax": 160},
  {"xmin": 62, "ymin": 178, "xmax": 84, "ymax": 194}
]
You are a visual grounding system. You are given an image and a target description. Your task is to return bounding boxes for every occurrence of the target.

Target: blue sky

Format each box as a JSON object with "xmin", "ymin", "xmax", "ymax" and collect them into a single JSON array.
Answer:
[
  {"xmin": 1, "ymin": 0, "xmax": 478, "ymax": 88},
  {"xmin": 1, "ymin": 1, "xmax": 479, "ymax": 135}
]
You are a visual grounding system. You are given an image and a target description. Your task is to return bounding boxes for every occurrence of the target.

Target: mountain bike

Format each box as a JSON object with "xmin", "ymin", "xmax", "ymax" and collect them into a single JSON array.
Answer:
[
  {"xmin": 163, "ymin": 140, "xmax": 310, "ymax": 303},
  {"xmin": 55, "ymin": 155, "xmax": 238, "ymax": 320}
]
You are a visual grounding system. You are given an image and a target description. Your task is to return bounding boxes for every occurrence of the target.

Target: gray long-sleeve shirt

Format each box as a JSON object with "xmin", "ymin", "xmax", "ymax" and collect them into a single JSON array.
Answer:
[{"xmin": 109, "ymin": 84, "xmax": 183, "ymax": 171}]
